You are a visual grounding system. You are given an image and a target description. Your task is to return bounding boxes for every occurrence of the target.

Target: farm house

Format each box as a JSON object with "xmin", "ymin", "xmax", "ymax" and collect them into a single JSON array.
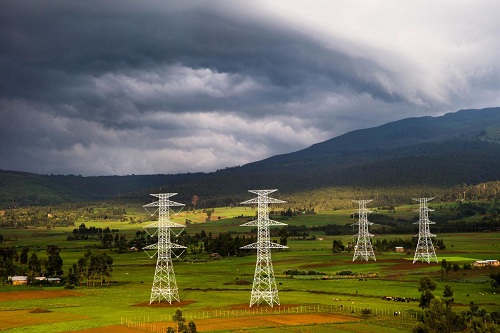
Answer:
[
  {"xmin": 9, "ymin": 276, "xmax": 27, "ymax": 286},
  {"xmin": 473, "ymin": 260, "xmax": 500, "ymax": 267}
]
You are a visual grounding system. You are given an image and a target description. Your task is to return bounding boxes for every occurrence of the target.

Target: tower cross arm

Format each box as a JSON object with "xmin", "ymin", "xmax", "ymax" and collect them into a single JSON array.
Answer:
[
  {"xmin": 240, "ymin": 197, "xmax": 286, "ymax": 205},
  {"xmin": 240, "ymin": 219, "xmax": 287, "ymax": 227},
  {"xmin": 143, "ymin": 221, "xmax": 186, "ymax": 229},
  {"xmin": 143, "ymin": 200, "xmax": 185, "ymax": 208},
  {"xmin": 240, "ymin": 242, "xmax": 288, "ymax": 249},
  {"xmin": 143, "ymin": 242, "xmax": 187, "ymax": 250}
]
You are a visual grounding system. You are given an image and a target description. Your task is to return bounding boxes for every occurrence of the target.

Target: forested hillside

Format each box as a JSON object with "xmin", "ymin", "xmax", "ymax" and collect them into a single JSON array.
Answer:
[{"xmin": 1, "ymin": 107, "xmax": 499, "ymax": 208}]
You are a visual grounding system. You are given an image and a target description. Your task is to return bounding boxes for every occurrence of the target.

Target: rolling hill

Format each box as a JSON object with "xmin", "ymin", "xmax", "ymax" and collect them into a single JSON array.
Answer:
[{"xmin": 1, "ymin": 107, "xmax": 500, "ymax": 207}]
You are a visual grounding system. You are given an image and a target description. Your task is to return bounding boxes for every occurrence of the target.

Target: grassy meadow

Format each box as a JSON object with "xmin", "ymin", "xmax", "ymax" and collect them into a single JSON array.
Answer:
[{"xmin": 0, "ymin": 203, "xmax": 499, "ymax": 332}]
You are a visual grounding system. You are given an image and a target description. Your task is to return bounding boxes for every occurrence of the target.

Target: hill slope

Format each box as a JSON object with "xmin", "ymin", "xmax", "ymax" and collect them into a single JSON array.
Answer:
[{"xmin": 1, "ymin": 107, "xmax": 500, "ymax": 206}]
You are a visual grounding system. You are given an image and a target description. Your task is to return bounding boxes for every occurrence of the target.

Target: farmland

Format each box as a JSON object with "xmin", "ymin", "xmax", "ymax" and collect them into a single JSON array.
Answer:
[{"xmin": 0, "ymin": 202, "xmax": 499, "ymax": 332}]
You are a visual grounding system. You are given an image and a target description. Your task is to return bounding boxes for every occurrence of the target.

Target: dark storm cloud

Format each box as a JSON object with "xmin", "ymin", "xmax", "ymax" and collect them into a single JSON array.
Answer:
[{"xmin": 1, "ymin": 0, "xmax": 499, "ymax": 175}]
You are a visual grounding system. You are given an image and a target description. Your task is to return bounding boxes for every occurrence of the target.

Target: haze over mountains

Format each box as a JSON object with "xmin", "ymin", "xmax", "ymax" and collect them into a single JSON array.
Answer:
[{"xmin": 1, "ymin": 107, "xmax": 500, "ymax": 207}]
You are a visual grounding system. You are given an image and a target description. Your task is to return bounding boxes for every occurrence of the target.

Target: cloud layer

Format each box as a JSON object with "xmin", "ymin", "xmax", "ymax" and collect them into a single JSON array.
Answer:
[{"xmin": 1, "ymin": 0, "xmax": 500, "ymax": 175}]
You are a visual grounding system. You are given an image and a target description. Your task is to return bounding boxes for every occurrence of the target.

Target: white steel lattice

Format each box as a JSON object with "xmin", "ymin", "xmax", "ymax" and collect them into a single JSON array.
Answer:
[
  {"xmin": 352, "ymin": 200, "xmax": 376, "ymax": 261},
  {"xmin": 413, "ymin": 197, "xmax": 438, "ymax": 263},
  {"xmin": 143, "ymin": 193, "xmax": 186, "ymax": 304},
  {"xmin": 240, "ymin": 189, "xmax": 288, "ymax": 307}
]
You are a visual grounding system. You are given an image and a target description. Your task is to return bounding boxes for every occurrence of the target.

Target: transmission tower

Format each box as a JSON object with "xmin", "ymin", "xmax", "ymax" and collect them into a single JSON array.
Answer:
[
  {"xmin": 352, "ymin": 200, "xmax": 376, "ymax": 261},
  {"xmin": 413, "ymin": 197, "xmax": 438, "ymax": 263},
  {"xmin": 143, "ymin": 193, "xmax": 186, "ymax": 304},
  {"xmin": 240, "ymin": 189, "xmax": 288, "ymax": 307}
]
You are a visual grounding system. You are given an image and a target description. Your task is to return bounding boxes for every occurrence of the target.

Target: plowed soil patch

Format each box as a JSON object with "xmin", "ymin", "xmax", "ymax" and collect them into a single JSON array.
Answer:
[
  {"xmin": 0, "ymin": 290, "xmax": 83, "ymax": 301},
  {"xmin": 69, "ymin": 313, "xmax": 359, "ymax": 332},
  {"xmin": 0, "ymin": 309, "xmax": 89, "ymax": 330},
  {"xmin": 194, "ymin": 313, "xmax": 359, "ymax": 331}
]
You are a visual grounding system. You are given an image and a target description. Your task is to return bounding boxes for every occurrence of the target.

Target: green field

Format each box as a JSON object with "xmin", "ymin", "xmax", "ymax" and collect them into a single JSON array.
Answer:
[{"xmin": 1, "ymin": 204, "xmax": 499, "ymax": 332}]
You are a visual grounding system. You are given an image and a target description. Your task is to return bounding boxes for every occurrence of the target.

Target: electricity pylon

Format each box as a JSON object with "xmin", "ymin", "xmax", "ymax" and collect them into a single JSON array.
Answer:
[
  {"xmin": 413, "ymin": 197, "xmax": 438, "ymax": 263},
  {"xmin": 240, "ymin": 189, "xmax": 288, "ymax": 307},
  {"xmin": 143, "ymin": 193, "xmax": 186, "ymax": 304},
  {"xmin": 352, "ymin": 199, "xmax": 376, "ymax": 261}
]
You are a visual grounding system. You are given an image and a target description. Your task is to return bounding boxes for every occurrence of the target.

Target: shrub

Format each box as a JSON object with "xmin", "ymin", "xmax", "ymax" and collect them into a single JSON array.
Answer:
[{"xmin": 361, "ymin": 308, "xmax": 371, "ymax": 316}]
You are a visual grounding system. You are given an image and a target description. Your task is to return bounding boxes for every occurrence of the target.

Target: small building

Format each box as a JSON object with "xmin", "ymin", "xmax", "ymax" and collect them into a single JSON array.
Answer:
[
  {"xmin": 395, "ymin": 247, "xmax": 405, "ymax": 253},
  {"xmin": 473, "ymin": 260, "xmax": 499, "ymax": 267},
  {"xmin": 473, "ymin": 261, "xmax": 489, "ymax": 267},
  {"xmin": 486, "ymin": 260, "xmax": 500, "ymax": 266},
  {"xmin": 47, "ymin": 277, "xmax": 61, "ymax": 284},
  {"xmin": 9, "ymin": 276, "xmax": 27, "ymax": 286}
]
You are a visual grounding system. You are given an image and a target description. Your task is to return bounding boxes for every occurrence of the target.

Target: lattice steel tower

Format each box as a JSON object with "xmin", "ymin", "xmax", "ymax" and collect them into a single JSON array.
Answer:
[
  {"xmin": 352, "ymin": 200, "xmax": 376, "ymax": 261},
  {"xmin": 413, "ymin": 197, "xmax": 438, "ymax": 263},
  {"xmin": 240, "ymin": 189, "xmax": 288, "ymax": 307},
  {"xmin": 143, "ymin": 193, "xmax": 186, "ymax": 304}
]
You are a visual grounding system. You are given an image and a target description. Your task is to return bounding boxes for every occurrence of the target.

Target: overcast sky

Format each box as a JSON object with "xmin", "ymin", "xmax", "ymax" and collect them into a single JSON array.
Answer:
[{"xmin": 1, "ymin": 1, "xmax": 500, "ymax": 176}]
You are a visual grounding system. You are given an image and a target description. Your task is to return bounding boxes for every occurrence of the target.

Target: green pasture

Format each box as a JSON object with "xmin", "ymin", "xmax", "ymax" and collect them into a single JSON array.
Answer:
[{"xmin": 1, "ymin": 207, "xmax": 499, "ymax": 332}]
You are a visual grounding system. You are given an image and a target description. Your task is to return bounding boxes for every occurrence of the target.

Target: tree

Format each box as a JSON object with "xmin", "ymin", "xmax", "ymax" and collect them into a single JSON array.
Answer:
[
  {"xmin": 491, "ymin": 272, "xmax": 500, "ymax": 290},
  {"xmin": 20, "ymin": 246, "xmax": 29, "ymax": 266},
  {"xmin": 412, "ymin": 297, "xmax": 462, "ymax": 333},
  {"xmin": 73, "ymin": 250, "xmax": 112, "ymax": 288},
  {"xmin": 101, "ymin": 233, "xmax": 113, "ymax": 248},
  {"xmin": 39, "ymin": 258, "xmax": 49, "ymax": 277},
  {"xmin": 0, "ymin": 234, "xmax": 3, "ymax": 243},
  {"xmin": 440, "ymin": 259, "xmax": 452, "ymax": 279},
  {"xmin": 418, "ymin": 276, "xmax": 437, "ymax": 308},
  {"xmin": 465, "ymin": 302, "xmax": 498, "ymax": 332},
  {"xmin": 172, "ymin": 309, "xmax": 186, "ymax": 333},
  {"xmin": 1, "ymin": 258, "xmax": 17, "ymax": 277},
  {"xmin": 443, "ymin": 284, "xmax": 454, "ymax": 305},
  {"xmin": 28, "ymin": 252, "xmax": 41, "ymax": 275},
  {"xmin": 46, "ymin": 245, "xmax": 63, "ymax": 276},
  {"xmin": 332, "ymin": 240, "xmax": 345, "ymax": 253},
  {"xmin": 95, "ymin": 252, "xmax": 113, "ymax": 287},
  {"xmin": 187, "ymin": 321, "xmax": 197, "ymax": 333},
  {"xmin": 279, "ymin": 228, "xmax": 288, "ymax": 246},
  {"xmin": 66, "ymin": 263, "xmax": 79, "ymax": 288},
  {"xmin": 76, "ymin": 250, "xmax": 92, "ymax": 287},
  {"xmin": 87, "ymin": 252, "xmax": 113, "ymax": 287}
]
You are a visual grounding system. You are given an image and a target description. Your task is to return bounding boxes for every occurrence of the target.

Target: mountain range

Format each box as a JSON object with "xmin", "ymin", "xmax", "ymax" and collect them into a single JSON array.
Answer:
[{"xmin": 1, "ymin": 107, "xmax": 500, "ymax": 207}]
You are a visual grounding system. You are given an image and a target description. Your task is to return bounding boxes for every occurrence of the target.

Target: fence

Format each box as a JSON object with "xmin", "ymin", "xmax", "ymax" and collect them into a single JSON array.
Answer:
[{"xmin": 121, "ymin": 304, "xmax": 419, "ymax": 332}]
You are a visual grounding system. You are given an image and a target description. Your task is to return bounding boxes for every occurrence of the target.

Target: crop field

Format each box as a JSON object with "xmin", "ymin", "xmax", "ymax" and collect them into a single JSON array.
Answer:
[{"xmin": 0, "ymin": 204, "xmax": 499, "ymax": 332}]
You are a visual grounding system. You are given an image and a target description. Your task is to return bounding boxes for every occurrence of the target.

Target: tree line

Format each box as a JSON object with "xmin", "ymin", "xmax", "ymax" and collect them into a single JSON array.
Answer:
[
  {"xmin": 66, "ymin": 250, "xmax": 113, "ymax": 288},
  {"xmin": 0, "ymin": 243, "xmax": 113, "ymax": 289},
  {"xmin": 0, "ymin": 244, "xmax": 63, "ymax": 283}
]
